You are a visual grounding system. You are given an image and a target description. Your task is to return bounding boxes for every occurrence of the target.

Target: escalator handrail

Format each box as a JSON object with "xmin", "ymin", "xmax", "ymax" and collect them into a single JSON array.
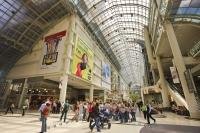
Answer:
[{"xmin": 166, "ymin": 80, "xmax": 185, "ymax": 98}]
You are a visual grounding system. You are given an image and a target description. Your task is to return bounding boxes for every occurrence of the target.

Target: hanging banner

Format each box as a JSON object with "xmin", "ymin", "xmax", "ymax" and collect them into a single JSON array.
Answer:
[
  {"xmin": 102, "ymin": 63, "xmax": 111, "ymax": 82},
  {"xmin": 41, "ymin": 31, "xmax": 66, "ymax": 69},
  {"xmin": 70, "ymin": 38, "xmax": 94, "ymax": 81},
  {"xmin": 170, "ymin": 67, "xmax": 180, "ymax": 83}
]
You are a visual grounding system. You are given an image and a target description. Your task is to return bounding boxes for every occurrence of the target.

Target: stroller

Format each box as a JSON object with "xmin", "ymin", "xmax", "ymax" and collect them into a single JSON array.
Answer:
[{"xmin": 99, "ymin": 109, "xmax": 111, "ymax": 129}]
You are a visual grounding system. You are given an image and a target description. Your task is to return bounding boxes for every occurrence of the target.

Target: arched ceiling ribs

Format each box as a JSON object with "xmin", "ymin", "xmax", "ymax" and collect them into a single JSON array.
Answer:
[
  {"xmin": 93, "ymin": 12, "xmax": 148, "ymax": 26},
  {"xmin": 115, "ymin": 49, "xmax": 143, "ymax": 56},
  {"xmin": 98, "ymin": 21, "xmax": 146, "ymax": 33},
  {"xmin": 82, "ymin": 3, "xmax": 148, "ymax": 21},
  {"xmin": 82, "ymin": 1, "xmax": 149, "ymax": 17},
  {"xmin": 107, "ymin": 33, "xmax": 143, "ymax": 43},
  {"xmin": 104, "ymin": 27, "xmax": 143, "ymax": 37},
  {"xmin": 118, "ymin": 56, "xmax": 140, "ymax": 62},
  {"xmin": 111, "ymin": 43, "xmax": 139, "ymax": 51},
  {"xmin": 109, "ymin": 37, "xmax": 142, "ymax": 46}
]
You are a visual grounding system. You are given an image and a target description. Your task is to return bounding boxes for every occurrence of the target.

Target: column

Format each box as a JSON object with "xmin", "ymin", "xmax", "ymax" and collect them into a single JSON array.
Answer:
[
  {"xmin": 59, "ymin": 75, "xmax": 68, "ymax": 104},
  {"xmin": 144, "ymin": 27, "xmax": 155, "ymax": 65},
  {"xmin": 156, "ymin": 55, "xmax": 170, "ymax": 107},
  {"xmin": 18, "ymin": 79, "xmax": 28, "ymax": 108},
  {"xmin": 89, "ymin": 85, "xmax": 94, "ymax": 102},
  {"xmin": 165, "ymin": 21, "xmax": 200, "ymax": 118},
  {"xmin": 59, "ymin": 15, "xmax": 74, "ymax": 103}
]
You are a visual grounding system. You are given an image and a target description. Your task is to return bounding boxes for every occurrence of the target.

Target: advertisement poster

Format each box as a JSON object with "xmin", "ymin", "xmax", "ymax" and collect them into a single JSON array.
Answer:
[
  {"xmin": 102, "ymin": 63, "xmax": 111, "ymax": 82},
  {"xmin": 41, "ymin": 30, "xmax": 66, "ymax": 69},
  {"xmin": 71, "ymin": 38, "xmax": 94, "ymax": 81},
  {"xmin": 170, "ymin": 67, "xmax": 180, "ymax": 83}
]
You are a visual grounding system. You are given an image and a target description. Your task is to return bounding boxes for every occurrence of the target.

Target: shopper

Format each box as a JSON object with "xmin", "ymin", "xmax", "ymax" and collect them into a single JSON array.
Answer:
[
  {"xmin": 87, "ymin": 102, "xmax": 93, "ymax": 122},
  {"xmin": 72, "ymin": 101, "xmax": 79, "ymax": 122},
  {"xmin": 83, "ymin": 102, "xmax": 87, "ymax": 121},
  {"xmin": 119, "ymin": 104, "xmax": 126, "ymax": 123},
  {"xmin": 60, "ymin": 100, "xmax": 69, "ymax": 123},
  {"xmin": 130, "ymin": 104, "xmax": 137, "ymax": 122},
  {"xmin": 141, "ymin": 102, "xmax": 147, "ymax": 119},
  {"xmin": 22, "ymin": 98, "xmax": 29, "ymax": 116},
  {"xmin": 79, "ymin": 101, "xmax": 84, "ymax": 121},
  {"xmin": 146, "ymin": 103, "xmax": 156, "ymax": 124},
  {"xmin": 56, "ymin": 100, "xmax": 61, "ymax": 114},
  {"xmin": 40, "ymin": 102, "xmax": 51, "ymax": 133},
  {"xmin": 90, "ymin": 102, "xmax": 101, "ymax": 132},
  {"xmin": 5, "ymin": 102, "xmax": 15, "ymax": 115}
]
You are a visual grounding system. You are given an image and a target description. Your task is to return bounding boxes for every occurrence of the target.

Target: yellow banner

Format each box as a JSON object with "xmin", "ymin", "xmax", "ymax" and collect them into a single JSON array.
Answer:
[{"xmin": 70, "ymin": 38, "xmax": 94, "ymax": 81}]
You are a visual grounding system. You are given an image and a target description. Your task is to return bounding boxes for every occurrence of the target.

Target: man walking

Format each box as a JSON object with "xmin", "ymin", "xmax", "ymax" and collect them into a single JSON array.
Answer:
[
  {"xmin": 22, "ymin": 98, "xmax": 29, "ymax": 116},
  {"xmin": 5, "ymin": 102, "xmax": 14, "ymax": 115},
  {"xmin": 146, "ymin": 103, "xmax": 156, "ymax": 124},
  {"xmin": 60, "ymin": 100, "xmax": 69, "ymax": 123},
  {"xmin": 40, "ymin": 102, "xmax": 51, "ymax": 133},
  {"xmin": 90, "ymin": 102, "xmax": 101, "ymax": 132}
]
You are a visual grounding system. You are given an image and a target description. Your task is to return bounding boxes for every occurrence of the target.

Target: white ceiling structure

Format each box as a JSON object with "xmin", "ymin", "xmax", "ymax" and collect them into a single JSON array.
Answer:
[{"xmin": 72, "ymin": 0, "xmax": 149, "ymax": 85}]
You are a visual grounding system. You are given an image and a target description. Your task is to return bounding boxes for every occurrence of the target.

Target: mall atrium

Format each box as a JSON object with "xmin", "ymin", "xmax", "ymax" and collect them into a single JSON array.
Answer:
[{"xmin": 0, "ymin": 0, "xmax": 200, "ymax": 133}]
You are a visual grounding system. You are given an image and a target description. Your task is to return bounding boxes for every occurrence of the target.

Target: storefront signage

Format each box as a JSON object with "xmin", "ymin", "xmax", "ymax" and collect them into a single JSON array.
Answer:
[
  {"xmin": 41, "ymin": 30, "xmax": 66, "ymax": 69},
  {"xmin": 70, "ymin": 38, "xmax": 94, "ymax": 81}
]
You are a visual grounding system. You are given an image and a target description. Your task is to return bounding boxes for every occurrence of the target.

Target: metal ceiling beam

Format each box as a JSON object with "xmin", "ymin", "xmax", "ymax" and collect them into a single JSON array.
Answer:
[
  {"xmin": 98, "ymin": 21, "xmax": 146, "ymax": 33},
  {"xmin": 104, "ymin": 27, "xmax": 143, "ymax": 37},
  {"xmin": 21, "ymin": 0, "xmax": 48, "ymax": 24},
  {"xmin": 110, "ymin": 41, "xmax": 138, "ymax": 49},
  {"xmin": 109, "ymin": 37, "xmax": 142, "ymax": 46},
  {"xmin": 0, "ymin": 1, "xmax": 24, "ymax": 32},
  {"xmin": 107, "ymin": 33, "xmax": 143, "ymax": 43},
  {"xmin": 0, "ymin": 34, "xmax": 25, "ymax": 52},
  {"xmin": 91, "ymin": 13, "xmax": 148, "ymax": 30},
  {"xmin": 16, "ymin": 1, "xmax": 62, "ymax": 43},
  {"xmin": 84, "ymin": 3, "xmax": 148, "ymax": 24},
  {"xmin": 115, "ymin": 49, "xmax": 143, "ymax": 55}
]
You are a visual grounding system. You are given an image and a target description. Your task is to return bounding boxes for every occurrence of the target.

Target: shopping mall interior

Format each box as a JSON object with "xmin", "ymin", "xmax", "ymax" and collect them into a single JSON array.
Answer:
[{"xmin": 0, "ymin": 0, "xmax": 200, "ymax": 133}]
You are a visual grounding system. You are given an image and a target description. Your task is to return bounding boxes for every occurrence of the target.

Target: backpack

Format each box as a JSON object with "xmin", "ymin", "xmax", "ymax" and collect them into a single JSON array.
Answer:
[{"xmin": 141, "ymin": 105, "xmax": 147, "ymax": 111}]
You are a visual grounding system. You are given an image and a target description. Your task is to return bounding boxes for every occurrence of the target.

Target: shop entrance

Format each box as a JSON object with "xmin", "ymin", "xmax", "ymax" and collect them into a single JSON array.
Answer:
[{"xmin": 26, "ymin": 78, "xmax": 59, "ymax": 110}]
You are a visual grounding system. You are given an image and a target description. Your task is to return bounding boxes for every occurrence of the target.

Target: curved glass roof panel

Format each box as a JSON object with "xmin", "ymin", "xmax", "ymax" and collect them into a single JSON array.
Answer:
[
  {"xmin": 0, "ymin": 0, "xmax": 72, "ymax": 79},
  {"xmin": 72, "ymin": 0, "xmax": 149, "ymax": 85},
  {"xmin": 169, "ymin": 0, "xmax": 200, "ymax": 18}
]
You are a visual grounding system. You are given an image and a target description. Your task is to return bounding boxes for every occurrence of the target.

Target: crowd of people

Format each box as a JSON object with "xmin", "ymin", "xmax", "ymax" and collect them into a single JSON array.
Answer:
[{"xmin": 38, "ymin": 99, "xmax": 157, "ymax": 133}]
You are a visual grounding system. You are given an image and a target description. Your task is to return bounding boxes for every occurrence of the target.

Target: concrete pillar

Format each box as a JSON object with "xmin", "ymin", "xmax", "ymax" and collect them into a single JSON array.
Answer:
[
  {"xmin": 18, "ymin": 79, "xmax": 28, "ymax": 108},
  {"xmin": 58, "ymin": 15, "xmax": 74, "ymax": 104},
  {"xmin": 144, "ymin": 27, "xmax": 155, "ymax": 65},
  {"xmin": 90, "ymin": 85, "xmax": 94, "ymax": 102},
  {"xmin": 165, "ymin": 21, "xmax": 200, "ymax": 118},
  {"xmin": 59, "ymin": 75, "xmax": 68, "ymax": 104},
  {"xmin": 156, "ymin": 56, "xmax": 170, "ymax": 107}
]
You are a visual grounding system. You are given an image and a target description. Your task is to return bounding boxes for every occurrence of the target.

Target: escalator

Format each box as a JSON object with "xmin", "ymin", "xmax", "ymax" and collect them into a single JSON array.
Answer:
[{"xmin": 165, "ymin": 80, "xmax": 189, "ymax": 110}]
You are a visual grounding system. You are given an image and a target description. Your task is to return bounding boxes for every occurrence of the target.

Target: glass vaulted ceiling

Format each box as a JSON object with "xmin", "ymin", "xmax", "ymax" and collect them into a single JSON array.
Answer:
[{"xmin": 72, "ymin": 0, "xmax": 149, "ymax": 85}]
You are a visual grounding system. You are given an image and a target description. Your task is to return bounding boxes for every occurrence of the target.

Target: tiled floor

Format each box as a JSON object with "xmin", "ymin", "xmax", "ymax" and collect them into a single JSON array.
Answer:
[{"xmin": 0, "ymin": 112, "xmax": 199, "ymax": 133}]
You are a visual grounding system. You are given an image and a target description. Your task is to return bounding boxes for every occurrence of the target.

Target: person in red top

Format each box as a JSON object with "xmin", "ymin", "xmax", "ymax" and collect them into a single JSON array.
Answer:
[
  {"xmin": 87, "ymin": 102, "xmax": 95, "ymax": 128},
  {"xmin": 76, "ymin": 53, "xmax": 88, "ymax": 77},
  {"xmin": 40, "ymin": 103, "xmax": 50, "ymax": 133}
]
